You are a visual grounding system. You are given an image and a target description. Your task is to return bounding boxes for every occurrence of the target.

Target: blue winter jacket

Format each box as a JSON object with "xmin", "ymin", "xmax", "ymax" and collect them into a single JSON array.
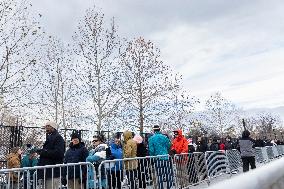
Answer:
[
  {"xmin": 149, "ymin": 132, "xmax": 171, "ymax": 159},
  {"xmin": 109, "ymin": 143, "xmax": 123, "ymax": 171}
]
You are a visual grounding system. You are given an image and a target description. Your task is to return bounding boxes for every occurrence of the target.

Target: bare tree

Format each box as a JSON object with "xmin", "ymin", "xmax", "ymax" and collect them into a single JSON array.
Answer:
[
  {"xmin": 118, "ymin": 37, "xmax": 181, "ymax": 134},
  {"xmin": 0, "ymin": 0, "xmax": 43, "ymax": 111},
  {"xmin": 203, "ymin": 92, "xmax": 241, "ymax": 137},
  {"xmin": 73, "ymin": 7, "xmax": 122, "ymax": 132}
]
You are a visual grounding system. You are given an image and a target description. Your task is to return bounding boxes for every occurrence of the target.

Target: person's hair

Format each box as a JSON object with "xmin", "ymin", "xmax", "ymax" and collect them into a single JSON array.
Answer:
[
  {"xmin": 93, "ymin": 134, "xmax": 105, "ymax": 142},
  {"xmin": 11, "ymin": 147, "xmax": 20, "ymax": 154}
]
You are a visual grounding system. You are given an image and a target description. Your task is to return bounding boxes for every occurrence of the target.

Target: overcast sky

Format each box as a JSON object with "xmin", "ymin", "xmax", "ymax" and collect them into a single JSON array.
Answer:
[{"xmin": 30, "ymin": 0, "xmax": 284, "ymax": 109}]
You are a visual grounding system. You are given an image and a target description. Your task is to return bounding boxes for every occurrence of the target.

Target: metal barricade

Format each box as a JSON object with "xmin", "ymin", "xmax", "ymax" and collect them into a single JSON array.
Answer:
[
  {"xmin": 193, "ymin": 152, "xmax": 209, "ymax": 184},
  {"xmin": 98, "ymin": 155, "xmax": 176, "ymax": 189},
  {"xmin": 266, "ymin": 146, "xmax": 275, "ymax": 160},
  {"xmin": 0, "ymin": 162, "xmax": 96, "ymax": 189},
  {"xmin": 205, "ymin": 151, "xmax": 230, "ymax": 181},
  {"xmin": 272, "ymin": 146, "xmax": 279, "ymax": 158},
  {"xmin": 255, "ymin": 147, "xmax": 266, "ymax": 164},
  {"xmin": 226, "ymin": 150, "xmax": 242, "ymax": 173},
  {"xmin": 276, "ymin": 145, "xmax": 283, "ymax": 156}
]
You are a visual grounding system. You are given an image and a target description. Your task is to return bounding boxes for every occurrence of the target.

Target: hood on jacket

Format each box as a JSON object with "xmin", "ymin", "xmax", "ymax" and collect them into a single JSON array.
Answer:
[
  {"xmin": 174, "ymin": 130, "xmax": 183, "ymax": 139},
  {"xmin": 133, "ymin": 135, "xmax": 143, "ymax": 144},
  {"xmin": 123, "ymin": 131, "xmax": 133, "ymax": 143},
  {"xmin": 7, "ymin": 153, "xmax": 19, "ymax": 161}
]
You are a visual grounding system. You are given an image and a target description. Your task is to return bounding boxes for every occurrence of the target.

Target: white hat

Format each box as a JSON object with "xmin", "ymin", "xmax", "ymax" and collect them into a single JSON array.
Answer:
[{"xmin": 44, "ymin": 121, "xmax": 58, "ymax": 130}]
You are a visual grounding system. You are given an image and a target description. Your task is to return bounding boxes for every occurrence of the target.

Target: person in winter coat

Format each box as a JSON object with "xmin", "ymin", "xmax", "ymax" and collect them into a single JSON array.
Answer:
[
  {"xmin": 149, "ymin": 125, "xmax": 173, "ymax": 189},
  {"xmin": 107, "ymin": 135, "xmax": 123, "ymax": 189},
  {"xmin": 196, "ymin": 136, "xmax": 208, "ymax": 153},
  {"xmin": 209, "ymin": 138, "xmax": 220, "ymax": 151},
  {"xmin": 123, "ymin": 131, "xmax": 138, "ymax": 189},
  {"xmin": 21, "ymin": 147, "xmax": 38, "ymax": 189},
  {"xmin": 219, "ymin": 138, "xmax": 226, "ymax": 151},
  {"xmin": 86, "ymin": 135, "xmax": 109, "ymax": 189},
  {"xmin": 171, "ymin": 130, "xmax": 189, "ymax": 188},
  {"xmin": 239, "ymin": 130, "xmax": 256, "ymax": 172},
  {"xmin": 37, "ymin": 121, "xmax": 65, "ymax": 189},
  {"xmin": 63, "ymin": 133, "xmax": 89, "ymax": 189},
  {"xmin": 171, "ymin": 130, "xmax": 189, "ymax": 155},
  {"xmin": 7, "ymin": 147, "xmax": 23, "ymax": 188},
  {"xmin": 225, "ymin": 136, "xmax": 234, "ymax": 150},
  {"xmin": 133, "ymin": 134, "xmax": 147, "ymax": 189},
  {"xmin": 254, "ymin": 136, "xmax": 265, "ymax": 147}
]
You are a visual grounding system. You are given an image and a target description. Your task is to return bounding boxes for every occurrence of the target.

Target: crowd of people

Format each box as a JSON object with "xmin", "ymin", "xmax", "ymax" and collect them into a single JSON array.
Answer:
[{"xmin": 5, "ymin": 121, "xmax": 284, "ymax": 189}]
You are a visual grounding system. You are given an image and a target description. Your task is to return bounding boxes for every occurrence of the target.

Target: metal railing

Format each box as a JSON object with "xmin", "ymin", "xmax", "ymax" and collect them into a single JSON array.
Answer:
[
  {"xmin": 0, "ymin": 162, "xmax": 96, "ymax": 189},
  {"xmin": 0, "ymin": 145, "xmax": 283, "ymax": 189}
]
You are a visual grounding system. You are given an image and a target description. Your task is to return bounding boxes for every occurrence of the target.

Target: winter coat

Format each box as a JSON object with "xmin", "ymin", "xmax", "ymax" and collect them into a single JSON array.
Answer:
[
  {"xmin": 255, "ymin": 139, "xmax": 265, "ymax": 147},
  {"xmin": 149, "ymin": 131, "xmax": 171, "ymax": 160},
  {"xmin": 137, "ymin": 143, "xmax": 147, "ymax": 157},
  {"xmin": 219, "ymin": 143, "xmax": 225, "ymax": 151},
  {"xmin": 64, "ymin": 142, "xmax": 89, "ymax": 179},
  {"xmin": 86, "ymin": 143, "xmax": 108, "ymax": 188},
  {"xmin": 196, "ymin": 141, "xmax": 208, "ymax": 153},
  {"xmin": 38, "ymin": 130, "xmax": 65, "ymax": 179},
  {"xmin": 21, "ymin": 154, "xmax": 38, "ymax": 168},
  {"xmin": 209, "ymin": 142, "xmax": 220, "ymax": 151},
  {"xmin": 109, "ymin": 143, "xmax": 123, "ymax": 171},
  {"xmin": 7, "ymin": 153, "xmax": 21, "ymax": 182},
  {"xmin": 171, "ymin": 130, "xmax": 189, "ymax": 154},
  {"xmin": 123, "ymin": 131, "xmax": 138, "ymax": 170},
  {"xmin": 225, "ymin": 141, "xmax": 234, "ymax": 150},
  {"xmin": 239, "ymin": 137, "xmax": 255, "ymax": 157}
]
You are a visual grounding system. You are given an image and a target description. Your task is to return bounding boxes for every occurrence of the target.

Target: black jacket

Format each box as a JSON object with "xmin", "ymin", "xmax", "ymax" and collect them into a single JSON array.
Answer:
[
  {"xmin": 64, "ymin": 142, "xmax": 89, "ymax": 179},
  {"xmin": 209, "ymin": 142, "xmax": 219, "ymax": 151},
  {"xmin": 38, "ymin": 130, "xmax": 65, "ymax": 178},
  {"xmin": 196, "ymin": 141, "xmax": 208, "ymax": 152}
]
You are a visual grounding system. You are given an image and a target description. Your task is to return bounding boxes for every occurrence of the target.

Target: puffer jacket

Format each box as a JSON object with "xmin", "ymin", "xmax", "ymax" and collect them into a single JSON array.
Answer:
[
  {"xmin": 171, "ymin": 130, "xmax": 188, "ymax": 154},
  {"xmin": 7, "ymin": 153, "xmax": 21, "ymax": 182},
  {"xmin": 149, "ymin": 132, "xmax": 171, "ymax": 159},
  {"xmin": 64, "ymin": 142, "xmax": 89, "ymax": 179},
  {"xmin": 123, "ymin": 131, "xmax": 138, "ymax": 170},
  {"xmin": 38, "ymin": 130, "xmax": 65, "ymax": 179}
]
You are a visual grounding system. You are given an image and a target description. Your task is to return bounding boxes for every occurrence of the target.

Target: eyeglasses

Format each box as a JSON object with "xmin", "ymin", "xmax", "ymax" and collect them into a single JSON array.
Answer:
[{"xmin": 92, "ymin": 140, "xmax": 98, "ymax": 143}]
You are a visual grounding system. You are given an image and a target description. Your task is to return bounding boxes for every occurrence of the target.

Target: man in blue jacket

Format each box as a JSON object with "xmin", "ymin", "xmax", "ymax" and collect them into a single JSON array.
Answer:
[
  {"xmin": 107, "ymin": 135, "xmax": 123, "ymax": 189},
  {"xmin": 148, "ymin": 125, "xmax": 173, "ymax": 189}
]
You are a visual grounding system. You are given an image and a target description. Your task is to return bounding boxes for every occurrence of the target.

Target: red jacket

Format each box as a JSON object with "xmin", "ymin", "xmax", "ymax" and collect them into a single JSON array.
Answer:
[
  {"xmin": 171, "ymin": 130, "xmax": 188, "ymax": 154},
  {"xmin": 219, "ymin": 143, "xmax": 225, "ymax": 151}
]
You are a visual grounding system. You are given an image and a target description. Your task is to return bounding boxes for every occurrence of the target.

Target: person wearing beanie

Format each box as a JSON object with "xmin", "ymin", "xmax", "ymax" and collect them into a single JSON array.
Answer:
[
  {"xmin": 37, "ymin": 121, "xmax": 65, "ymax": 189},
  {"xmin": 239, "ymin": 130, "xmax": 256, "ymax": 172},
  {"xmin": 148, "ymin": 125, "xmax": 174, "ymax": 189},
  {"xmin": 7, "ymin": 147, "xmax": 23, "ymax": 188},
  {"xmin": 63, "ymin": 132, "xmax": 88, "ymax": 189}
]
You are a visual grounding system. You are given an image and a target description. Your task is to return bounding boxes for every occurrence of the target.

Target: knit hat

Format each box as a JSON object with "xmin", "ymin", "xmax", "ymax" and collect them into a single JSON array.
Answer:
[
  {"xmin": 153, "ymin": 125, "xmax": 160, "ymax": 131},
  {"xmin": 71, "ymin": 132, "xmax": 81, "ymax": 141},
  {"xmin": 133, "ymin": 135, "xmax": 143, "ymax": 144},
  {"xmin": 44, "ymin": 121, "xmax": 58, "ymax": 130}
]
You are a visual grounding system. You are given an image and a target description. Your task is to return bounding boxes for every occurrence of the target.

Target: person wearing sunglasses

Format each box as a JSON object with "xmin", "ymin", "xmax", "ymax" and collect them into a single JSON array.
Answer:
[{"xmin": 86, "ymin": 135, "xmax": 108, "ymax": 188}]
